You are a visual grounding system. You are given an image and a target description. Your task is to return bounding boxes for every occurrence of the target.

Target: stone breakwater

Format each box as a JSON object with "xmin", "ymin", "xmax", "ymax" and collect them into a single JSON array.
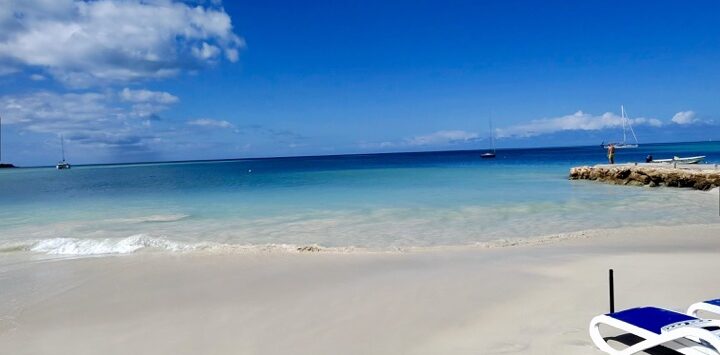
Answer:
[{"xmin": 569, "ymin": 164, "xmax": 720, "ymax": 190}]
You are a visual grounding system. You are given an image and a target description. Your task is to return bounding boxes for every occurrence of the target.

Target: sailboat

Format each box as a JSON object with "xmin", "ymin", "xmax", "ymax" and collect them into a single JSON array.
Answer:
[
  {"xmin": 603, "ymin": 105, "xmax": 638, "ymax": 149},
  {"xmin": 0, "ymin": 114, "xmax": 16, "ymax": 169},
  {"xmin": 56, "ymin": 135, "xmax": 71, "ymax": 170},
  {"xmin": 481, "ymin": 117, "xmax": 496, "ymax": 158}
]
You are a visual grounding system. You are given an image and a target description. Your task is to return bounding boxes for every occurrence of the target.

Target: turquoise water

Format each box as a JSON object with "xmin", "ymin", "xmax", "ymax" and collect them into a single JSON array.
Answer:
[{"xmin": 1, "ymin": 142, "xmax": 719, "ymax": 255}]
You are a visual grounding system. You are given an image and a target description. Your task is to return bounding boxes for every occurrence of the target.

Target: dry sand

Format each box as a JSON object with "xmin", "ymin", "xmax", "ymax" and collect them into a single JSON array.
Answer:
[{"xmin": 2, "ymin": 224, "xmax": 720, "ymax": 354}]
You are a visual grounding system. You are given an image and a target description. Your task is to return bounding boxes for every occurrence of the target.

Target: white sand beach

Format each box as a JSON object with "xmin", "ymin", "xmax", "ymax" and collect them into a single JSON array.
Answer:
[{"xmin": 2, "ymin": 223, "xmax": 720, "ymax": 355}]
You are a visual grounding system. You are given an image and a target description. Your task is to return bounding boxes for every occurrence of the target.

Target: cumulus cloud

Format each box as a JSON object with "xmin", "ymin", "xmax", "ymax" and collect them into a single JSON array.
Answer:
[
  {"xmin": 496, "ymin": 111, "xmax": 663, "ymax": 138},
  {"xmin": 0, "ymin": 88, "xmax": 180, "ymax": 149},
  {"xmin": 120, "ymin": 88, "xmax": 179, "ymax": 104},
  {"xmin": 118, "ymin": 88, "xmax": 178, "ymax": 119},
  {"xmin": 235, "ymin": 124, "xmax": 307, "ymax": 143},
  {"xmin": 359, "ymin": 130, "xmax": 479, "ymax": 149},
  {"xmin": 187, "ymin": 118, "xmax": 234, "ymax": 128},
  {"xmin": 192, "ymin": 42, "xmax": 222, "ymax": 60},
  {"xmin": 671, "ymin": 111, "xmax": 697, "ymax": 125},
  {"xmin": 406, "ymin": 130, "xmax": 479, "ymax": 146},
  {"xmin": 0, "ymin": 0, "xmax": 244, "ymax": 86}
]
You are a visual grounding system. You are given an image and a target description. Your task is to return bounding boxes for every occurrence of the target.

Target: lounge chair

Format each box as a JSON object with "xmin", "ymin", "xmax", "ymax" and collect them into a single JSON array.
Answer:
[
  {"xmin": 688, "ymin": 300, "xmax": 720, "ymax": 319},
  {"xmin": 589, "ymin": 306, "xmax": 720, "ymax": 354}
]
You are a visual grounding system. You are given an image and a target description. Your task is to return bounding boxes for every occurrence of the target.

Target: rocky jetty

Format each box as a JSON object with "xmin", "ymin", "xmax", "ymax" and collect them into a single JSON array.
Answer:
[{"xmin": 569, "ymin": 164, "xmax": 720, "ymax": 190}]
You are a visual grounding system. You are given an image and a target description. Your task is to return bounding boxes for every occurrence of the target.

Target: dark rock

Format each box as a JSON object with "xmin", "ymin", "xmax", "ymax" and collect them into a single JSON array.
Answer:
[
  {"xmin": 568, "ymin": 165, "xmax": 720, "ymax": 191},
  {"xmin": 297, "ymin": 245, "xmax": 322, "ymax": 253}
]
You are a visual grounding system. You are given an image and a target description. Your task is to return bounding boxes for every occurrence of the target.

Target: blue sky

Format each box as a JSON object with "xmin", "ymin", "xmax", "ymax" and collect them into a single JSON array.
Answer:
[{"xmin": 1, "ymin": 0, "xmax": 719, "ymax": 165}]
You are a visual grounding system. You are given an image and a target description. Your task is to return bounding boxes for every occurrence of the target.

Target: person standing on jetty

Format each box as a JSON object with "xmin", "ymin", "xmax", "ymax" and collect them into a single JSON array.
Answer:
[{"xmin": 607, "ymin": 144, "xmax": 616, "ymax": 164}]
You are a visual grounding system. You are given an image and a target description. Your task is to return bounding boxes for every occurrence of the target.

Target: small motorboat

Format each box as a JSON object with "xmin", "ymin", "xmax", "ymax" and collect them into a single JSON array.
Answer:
[{"xmin": 651, "ymin": 156, "xmax": 706, "ymax": 164}]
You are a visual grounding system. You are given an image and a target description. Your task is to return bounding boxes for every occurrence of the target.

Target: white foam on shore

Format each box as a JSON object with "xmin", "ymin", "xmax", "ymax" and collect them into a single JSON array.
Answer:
[
  {"xmin": 3, "ymin": 223, "xmax": 719, "ymax": 258},
  {"xmin": 28, "ymin": 235, "xmax": 195, "ymax": 255},
  {"xmin": 0, "ymin": 235, "xmax": 353, "ymax": 256},
  {"xmin": 110, "ymin": 214, "xmax": 191, "ymax": 224},
  {"xmin": 0, "ymin": 229, "xmax": 602, "ymax": 257}
]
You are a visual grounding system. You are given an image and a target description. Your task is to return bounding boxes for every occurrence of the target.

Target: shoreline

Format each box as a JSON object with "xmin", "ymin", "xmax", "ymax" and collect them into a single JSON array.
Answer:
[
  {"xmin": 0, "ymin": 222, "xmax": 720, "ymax": 259},
  {"xmin": 2, "ymin": 223, "xmax": 720, "ymax": 354},
  {"xmin": 2, "ymin": 220, "xmax": 720, "ymax": 258}
]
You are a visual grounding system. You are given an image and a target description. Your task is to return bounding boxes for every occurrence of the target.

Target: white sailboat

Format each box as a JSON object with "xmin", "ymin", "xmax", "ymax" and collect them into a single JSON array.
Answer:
[
  {"xmin": 481, "ymin": 117, "xmax": 496, "ymax": 158},
  {"xmin": 603, "ymin": 105, "xmax": 638, "ymax": 149},
  {"xmin": 56, "ymin": 135, "xmax": 71, "ymax": 170}
]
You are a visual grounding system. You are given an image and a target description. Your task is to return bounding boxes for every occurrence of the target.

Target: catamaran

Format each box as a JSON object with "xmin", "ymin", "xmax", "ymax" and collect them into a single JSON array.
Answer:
[
  {"xmin": 56, "ymin": 135, "xmax": 71, "ymax": 170},
  {"xmin": 481, "ymin": 117, "xmax": 496, "ymax": 158},
  {"xmin": 602, "ymin": 105, "xmax": 638, "ymax": 149},
  {"xmin": 0, "ymin": 114, "xmax": 15, "ymax": 169}
]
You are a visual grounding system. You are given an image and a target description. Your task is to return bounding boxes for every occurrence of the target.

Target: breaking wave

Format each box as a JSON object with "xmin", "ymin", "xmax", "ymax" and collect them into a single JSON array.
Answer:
[
  {"xmin": 4, "ymin": 224, "xmax": 716, "ymax": 258},
  {"xmin": 0, "ymin": 235, "xmax": 349, "ymax": 256},
  {"xmin": 28, "ymin": 235, "xmax": 196, "ymax": 255},
  {"xmin": 110, "ymin": 214, "xmax": 191, "ymax": 224},
  {"xmin": 0, "ymin": 230, "xmax": 598, "ymax": 257}
]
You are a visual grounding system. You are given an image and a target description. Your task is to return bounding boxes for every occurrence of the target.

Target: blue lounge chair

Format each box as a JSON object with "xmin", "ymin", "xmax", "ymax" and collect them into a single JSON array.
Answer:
[
  {"xmin": 590, "ymin": 306, "xmax": 720, "ymax": 354},
  {"xmin": 689, "ymin": 300, "xmax": 720, "ymax": 319}
]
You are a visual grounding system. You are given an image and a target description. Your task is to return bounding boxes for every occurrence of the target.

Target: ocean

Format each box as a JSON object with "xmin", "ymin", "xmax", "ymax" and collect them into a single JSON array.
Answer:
[{"xmin": 1, "ymin": 142, "xmax": 719, "ymax": 256}]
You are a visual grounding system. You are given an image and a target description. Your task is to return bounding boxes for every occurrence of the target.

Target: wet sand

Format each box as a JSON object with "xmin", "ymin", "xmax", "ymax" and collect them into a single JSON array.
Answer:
[{"xmin": 2, "ymin": 224, "xmax": 720, "ymax": 354}]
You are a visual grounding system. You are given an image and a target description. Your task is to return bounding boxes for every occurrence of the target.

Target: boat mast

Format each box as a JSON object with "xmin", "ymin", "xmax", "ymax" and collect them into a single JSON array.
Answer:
[
  {"xmin": 60, "ymin": 135, "xmax": 65, "ymax": 162},
  {"xmin": 624, "ymin": 106, "xmax": 639, "ymax": 145},
  {"xmin": 621, "ymin": 105, "xmax": 627, "ymax": 145},
  {"xmin": 489, "ymin": 115, "xmax": 496, "ymax": 153}
]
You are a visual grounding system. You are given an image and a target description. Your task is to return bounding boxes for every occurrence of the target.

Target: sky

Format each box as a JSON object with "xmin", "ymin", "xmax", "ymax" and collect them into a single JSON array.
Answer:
[{"xmin": 0, "ymin": 0, "xmax": 719, "ymax": 166}]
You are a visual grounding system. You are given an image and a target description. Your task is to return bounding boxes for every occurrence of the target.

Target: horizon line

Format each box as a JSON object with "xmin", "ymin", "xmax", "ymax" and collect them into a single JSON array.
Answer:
[{"xmin": 4, "ymin": 139, "xmax": 717, "ymax": 169}]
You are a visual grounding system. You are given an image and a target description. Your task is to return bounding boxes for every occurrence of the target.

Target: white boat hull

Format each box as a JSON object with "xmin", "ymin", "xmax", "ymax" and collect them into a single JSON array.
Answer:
[
  {"xmin": 651, "ymin": 156, "xmax": 706, "ymax": 164},
  {"xmin": 603, "ymin": 144, "xmax": 638, "ymax": 149}
]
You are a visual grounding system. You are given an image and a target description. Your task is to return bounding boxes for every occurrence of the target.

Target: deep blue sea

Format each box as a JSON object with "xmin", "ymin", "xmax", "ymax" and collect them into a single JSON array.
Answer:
[{"xmin": 1, "ymin": 142, "xmax": 719, "ymax": 255}]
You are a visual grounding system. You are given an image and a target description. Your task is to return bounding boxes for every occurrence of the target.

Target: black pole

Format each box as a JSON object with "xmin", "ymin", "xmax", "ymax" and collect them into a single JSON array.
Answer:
[{"xmin": 609, "ymin": 269, "xmax": 615, "ymax": 313}]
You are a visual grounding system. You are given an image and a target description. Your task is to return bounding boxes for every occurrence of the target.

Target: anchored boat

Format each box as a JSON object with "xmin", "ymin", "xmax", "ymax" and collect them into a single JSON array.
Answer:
[
  {"xmin": 481, "ymin": 117, "xmax": 496, "ymax": 159},
  {"xmin": 56, "ymin": 135, "xmax": 71, "ymax": 170},
  {"xmin": 651, "ymin": 156, "xmax": 706, "ymax": 164},
  {"xmin": 0, "ymin": 114, "xmax": 15, "ymax": 168},
  {"xmin": 602, "ymin": 105, "xmax": 639, "ymax": 149}
]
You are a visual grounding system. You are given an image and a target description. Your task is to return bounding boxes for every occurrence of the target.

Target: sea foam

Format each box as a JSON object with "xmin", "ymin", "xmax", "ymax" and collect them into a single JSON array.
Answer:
[
  {"xmin": 1, "ymin": 235, "xmax": 342, "ymax": 256},
  {"xmin": 28, "ymin": 234, "xmax": 193, "ymax": 255}
]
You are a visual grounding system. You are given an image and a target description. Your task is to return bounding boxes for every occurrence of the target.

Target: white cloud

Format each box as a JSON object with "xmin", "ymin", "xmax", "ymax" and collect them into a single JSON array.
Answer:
[
  {"xmin": 671, "ymin": 111, "xmax": 697, "ymax": 125},
  {"xmin": 117, "ymin": 88, "xmax": 178, "ymax": 119},
  {"xmin": 496, "ymin": 110, "xmax": 663, "ymax": 138},
  {"xmin": 192, "ymin": 42, "xmax": 221, "ymax": 60},
  {"xmin": 1, "ymin": 91, "xmax": 118, "ymax": 128},
  {"xmin": 29, "ymin": 73, "xmax": 46, "ymax": 81},
  {"xmin": 0, "ymin": 89, "xmax": 180, "ymax": 149},
  {"xmin": 407, "ymin": 130, "xmax": 479, "ymax": 146},
  {"xmin": 120, "ymin": 88, "xmax": 179, "ymax": 104},
  {"xmin": 359, "ymin": 130, "xmax": 479, "ymax": 149},
  {"xmin": 187, "ymin": 118, "xmax": 234, "ymax": 129},
  {"xmin": 0, "ymin": 0, "xmax": 244, "ymax": 86}
]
